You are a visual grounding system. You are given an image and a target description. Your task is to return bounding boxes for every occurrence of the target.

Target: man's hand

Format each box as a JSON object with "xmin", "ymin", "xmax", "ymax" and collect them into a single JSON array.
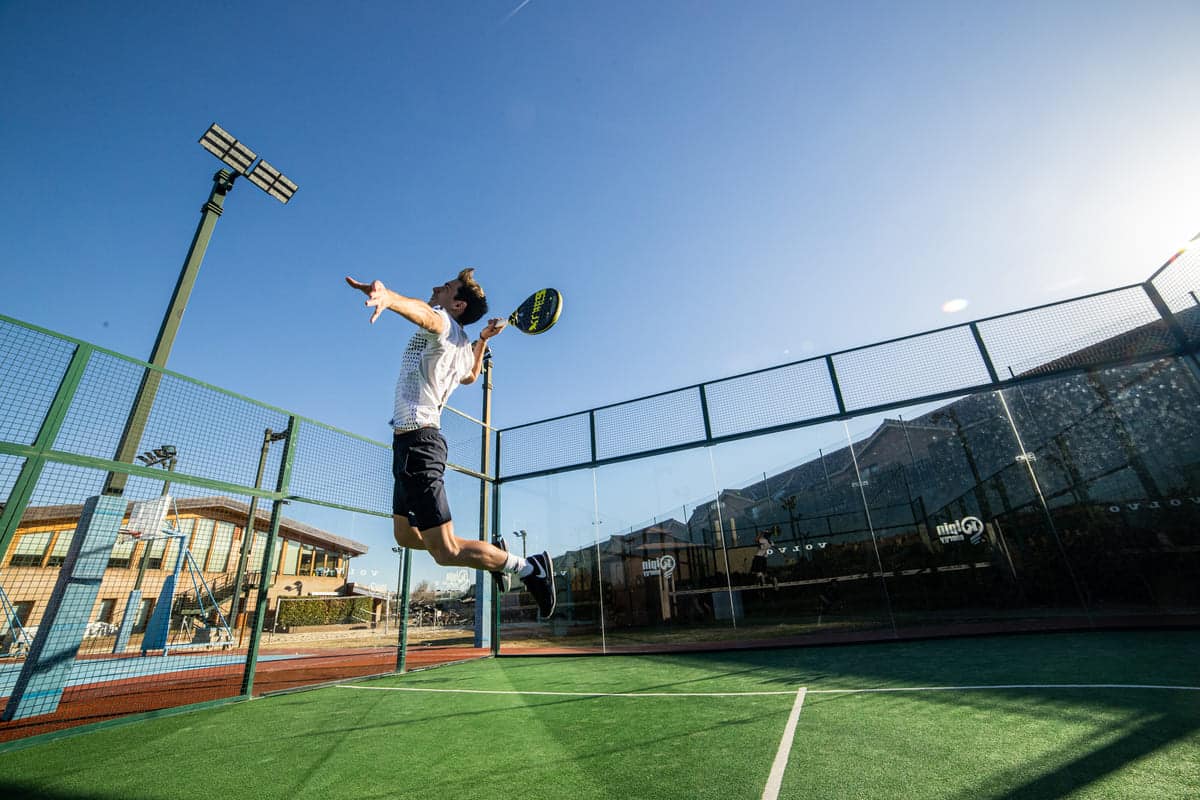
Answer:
[
  {"xmin": 345, "ymin": 276, "xmax": 391, "ymax": 324},
  {"xmin": 479, "ymin": 317, "xmax": 507, "ymax": 341}
]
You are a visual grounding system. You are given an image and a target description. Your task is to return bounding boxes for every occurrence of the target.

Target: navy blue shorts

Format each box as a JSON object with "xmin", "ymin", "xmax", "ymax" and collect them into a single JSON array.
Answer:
[{"xmin": 392, "ymin": 428, "xmax": 452, "ymax": 529}]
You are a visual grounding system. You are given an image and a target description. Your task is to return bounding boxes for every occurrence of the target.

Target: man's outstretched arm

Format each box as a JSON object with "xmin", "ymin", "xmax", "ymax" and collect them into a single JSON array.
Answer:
[{"xmin": 345, "ymin": 276, "xmax": 446, "ymax": 334}]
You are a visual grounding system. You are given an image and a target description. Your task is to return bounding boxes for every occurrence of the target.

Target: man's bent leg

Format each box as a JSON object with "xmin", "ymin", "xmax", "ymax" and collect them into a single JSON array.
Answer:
[
  {"xmin": 393, "ymin": 515, "xmax": 426, "ymax": 550},
  {"xmin": 421, "ymin": 520, "xmax": 512, "ymax": 571}
]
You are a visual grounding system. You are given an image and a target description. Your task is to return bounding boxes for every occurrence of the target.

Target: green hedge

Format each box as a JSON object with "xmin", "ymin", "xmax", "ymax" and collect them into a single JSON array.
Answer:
[{"xmin": 277, "ymin": 597, "xmax": 374, "ymax": 627}]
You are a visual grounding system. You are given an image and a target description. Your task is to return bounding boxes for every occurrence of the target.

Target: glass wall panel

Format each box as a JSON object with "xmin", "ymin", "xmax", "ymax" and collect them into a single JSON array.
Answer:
[
  {"xmin": 842, "ymin": 391, "xmax": 1094, "ymax": 633},
  {"xmin": 1009, "ymin": 357, "xmax": 1200, "ymax": 620},
  {"xmin": 590, "ymin": 448, "xmax": 722, "ymax": 649},
  {"xmin": 706, "ymin": 421, "xmax": 895, "ymax": 644},
  {"xmin": 497, "ymin": 468, "xmax": 604, "ymax": 650},
  {"xmin": 494, "ymin": 352, "xmax": 1200, "ymax": 652}
]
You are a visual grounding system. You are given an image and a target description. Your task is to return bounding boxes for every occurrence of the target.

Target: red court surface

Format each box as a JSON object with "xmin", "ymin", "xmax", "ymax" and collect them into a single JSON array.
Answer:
[{"xmin": 0, "ymin": 646, "xmax": 487, "ymax": 744}]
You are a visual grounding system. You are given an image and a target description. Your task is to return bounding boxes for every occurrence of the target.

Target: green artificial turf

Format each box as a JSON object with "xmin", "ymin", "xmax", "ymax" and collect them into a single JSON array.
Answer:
[{"xmin": 1, "ymin": 631, "xmax": 1197, "ymax": 800}]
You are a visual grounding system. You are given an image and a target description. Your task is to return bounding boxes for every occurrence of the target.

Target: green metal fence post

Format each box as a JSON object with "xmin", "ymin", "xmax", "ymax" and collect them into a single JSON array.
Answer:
[
  {"xmin": 0, "ymin": 343, "xmax": 93, "ymax": 561},
  {"xmin": 825, "ymin": 355, "xmax": 847, "ymax": 415},
  {"xmin": 969, "ymin": 322, "xmax": 1002, "ymax": 384},
  {"xmin": 490, "ymin": 439, "xmax": 502, "ymax": 657},
  {"xmin": 240, "ymin": 415, "xmax": 297, "ymax": 697},
  {"xmin": 396, "ymin": 544, "xmax": 413, "ymax": 673},
  {"xmin": 475, "ymin": 354, "xmax": 493, "ymax": 649}
]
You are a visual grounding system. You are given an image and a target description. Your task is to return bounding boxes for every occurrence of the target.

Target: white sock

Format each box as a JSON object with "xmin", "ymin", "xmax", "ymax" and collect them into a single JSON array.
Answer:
[{"xmin": 503, "ymin": 553, "xmax": 527, "ymax": 574}]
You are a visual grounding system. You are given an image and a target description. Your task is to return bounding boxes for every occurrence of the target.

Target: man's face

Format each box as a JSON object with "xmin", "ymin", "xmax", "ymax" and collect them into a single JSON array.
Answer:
[{"xmin": 430, "ymin": 278, "xmax": 464, "ymax": 311}]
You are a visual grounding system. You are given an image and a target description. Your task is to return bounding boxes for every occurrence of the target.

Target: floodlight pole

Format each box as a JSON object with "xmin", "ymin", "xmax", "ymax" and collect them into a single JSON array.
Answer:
[{"xmin": 103, "ymin": 169, "xmax": 237, "ymax": 496}]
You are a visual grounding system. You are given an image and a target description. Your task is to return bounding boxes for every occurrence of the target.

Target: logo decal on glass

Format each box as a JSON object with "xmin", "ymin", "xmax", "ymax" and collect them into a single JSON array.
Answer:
[{"xmin": 936, "ymin": 516, "xmax": 985, "ymax": 545}]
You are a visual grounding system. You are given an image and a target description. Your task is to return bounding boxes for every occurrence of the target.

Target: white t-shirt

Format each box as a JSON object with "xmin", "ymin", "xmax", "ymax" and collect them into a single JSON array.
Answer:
[{"xmin": 391, "ymin": 307, "xmax": 474, "ymax": 431}]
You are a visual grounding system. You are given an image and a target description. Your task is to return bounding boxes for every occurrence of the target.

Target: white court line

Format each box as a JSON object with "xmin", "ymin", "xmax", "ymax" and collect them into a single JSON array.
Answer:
[
  {"xmin": 806, "ymin": 683, "xmax": 1200, "ymax": 695},
  {"xmin": 336, "ymin": 682, "xmax": 1200, "ymax": 699},
  {"xmin": 336, "ymin": 685, "xmax": 796, "ymax": 697},
  {"xmin": 762, "ymin": 688, "xmax": 806, "ymax": 800}
]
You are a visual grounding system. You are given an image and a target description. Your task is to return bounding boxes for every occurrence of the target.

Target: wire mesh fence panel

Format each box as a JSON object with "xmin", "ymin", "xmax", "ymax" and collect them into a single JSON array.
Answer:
[
  {"xmin": 0, "ymin": 456, "xmax": 24, "ymax": 505},
  {"xmin": 0, "ymin": 319, "xmax": 79, "ymax": 447},
  {"xmin": 288, "ymin": 420, "xmax": 391, "ymax": 515},
  {"xmin": 976, "ymin": 287, "xmax": 1174, "ymax": 379},
  {"xmin": 25, "ymin": 461, "xmax": 108, "ymax": 509},
  {"xmin": 833, "ymin": 326, "xmax": 994, "ymax": 412},
  {"xmin": 50, "ymin": 350, "xmax": 143, "ymax": 460},
  {"xmin": 0, "ymin": 464, "xmax": 257, "ymax": 731},
  {"xmin": 441, "ymin": 406, "xmax": 486, "ymax": 474},
  {"xmin": 704, "ymin": 358, "xmax": 839, "ymax": 439},
  {"xmin": 594, "ymin": 388, "xmax": 707, "ymax": 461},
  {"xmin": 1150, "ymin": 246, "xmax": 1200, "ymax": 345},
  {"xmin": 499, "ymin": 412, "xmax": 592, "ymax": 478},
  {"xmin": 53, "ymin": 352, "xmax": 292, "ymax": 490}
]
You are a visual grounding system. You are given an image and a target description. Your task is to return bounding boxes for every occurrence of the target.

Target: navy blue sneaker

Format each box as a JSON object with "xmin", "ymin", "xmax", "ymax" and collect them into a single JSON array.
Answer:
[
  {"xmin": 521, "ymin": 551, "xmax": 557, "ymax": 619},
  {"xmin": 490, "ymin": 535, "xmax": 512, "ymax": 593}
]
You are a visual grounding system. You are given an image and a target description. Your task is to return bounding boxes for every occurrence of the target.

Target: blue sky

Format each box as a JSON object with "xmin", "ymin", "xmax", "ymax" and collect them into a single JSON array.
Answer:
[{"xmin": 4, "ymin": 1, "xmax": 1200, "ymax": 590}]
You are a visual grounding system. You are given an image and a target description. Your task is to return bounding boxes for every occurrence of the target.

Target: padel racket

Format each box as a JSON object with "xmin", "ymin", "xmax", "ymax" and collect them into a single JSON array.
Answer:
[{"xmin": 508, "ymin": 288, "xmax": 563, "ymax": 334}]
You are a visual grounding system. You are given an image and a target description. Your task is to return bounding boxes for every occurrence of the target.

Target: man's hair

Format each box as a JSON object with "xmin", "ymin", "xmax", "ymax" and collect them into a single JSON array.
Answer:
[{"xmin": 453, "ymin": 267, "xmax": 488, "ymax": 325}]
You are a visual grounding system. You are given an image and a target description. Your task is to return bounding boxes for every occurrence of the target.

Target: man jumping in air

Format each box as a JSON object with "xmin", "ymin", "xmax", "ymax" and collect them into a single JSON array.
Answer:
[{"xmin": 345, "ymin": 270, "xmax": 556, "ymax": 618}]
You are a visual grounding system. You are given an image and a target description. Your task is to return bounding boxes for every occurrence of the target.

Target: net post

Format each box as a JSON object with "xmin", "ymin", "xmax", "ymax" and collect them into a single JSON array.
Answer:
[
  {"xmin": 396, "ymin": 545, "xmax": 413, "ymax": 672},
  {"xmin": 490, "ymin": 456, "xmax": 503, "ymax": 657},
  {"xmin": 475, "ymin": 355, "xmax": 493, "ymax": 650}
]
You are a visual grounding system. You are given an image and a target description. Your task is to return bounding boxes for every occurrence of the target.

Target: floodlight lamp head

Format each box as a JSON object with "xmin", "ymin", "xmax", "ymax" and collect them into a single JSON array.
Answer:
[
  {"xmin": 247, "ymin": 158, "xmax": 298, "ymax": 204},
  {"xmin": 160, "ymin": 445, "xmax": 177, "ymax": 457},
  {"xmin": 199, "ymin": 123, "xmax": 256, "ymax": 174},
  {"xmin": 136, "ymin": 455, "xmax": 153, "ymax": 465},
  {"xmin": 198, "ymin": 123, "xmax": 298, "ymax": 205}
]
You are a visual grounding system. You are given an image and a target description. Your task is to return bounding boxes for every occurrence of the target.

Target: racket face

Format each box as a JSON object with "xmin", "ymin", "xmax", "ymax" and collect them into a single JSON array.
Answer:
[{"xmin": 508, "ymin": 288, "xmax": 562, "ymax": 334}]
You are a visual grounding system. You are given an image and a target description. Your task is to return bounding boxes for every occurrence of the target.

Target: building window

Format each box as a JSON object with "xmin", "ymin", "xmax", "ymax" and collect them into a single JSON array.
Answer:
[
  {"xmin": 134, "ymin": 598, "xmax": 155, "ymax": 632},
  {"xmin": 207, "ymin": 521, "xmax": 235, "ymax": 573},
  {"xmin": 318, "ymin": 553, "xmax": 343, "ymax": 578},
  {"xmin": 298, "ymin": 544, "xmax": 315, "ymax": 576},
  {"xmin": 96, "ymin": 598, "xmax": 117, "ymax": 624},
  {"xmin": 248, "ymin": 531, "xmax": 268, "ymax": 575},
  {"xmin": 45, "ymin": 530, "xmax": 75, "ymax": 567},
  {"xmin": 190, "ymin": 519, "xmax": 215, "ymax": 568},
  {"xmin": 281, "ymin": 540, "xmax": 300, "ymax": 575},
  {"xmin": 108, "ymin": 536, "xmax": 136, "ymax": 569},
  {"xmin": 12, "ymin": 601, "xmax": 34, "ymax": 627},
  {"xmin": 147, "ymin": 535, "xmax": 170, "ymax": 570},
  {"xmin": 8, "ymin": 532, "xmax": 52, "ymax": 567}
]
